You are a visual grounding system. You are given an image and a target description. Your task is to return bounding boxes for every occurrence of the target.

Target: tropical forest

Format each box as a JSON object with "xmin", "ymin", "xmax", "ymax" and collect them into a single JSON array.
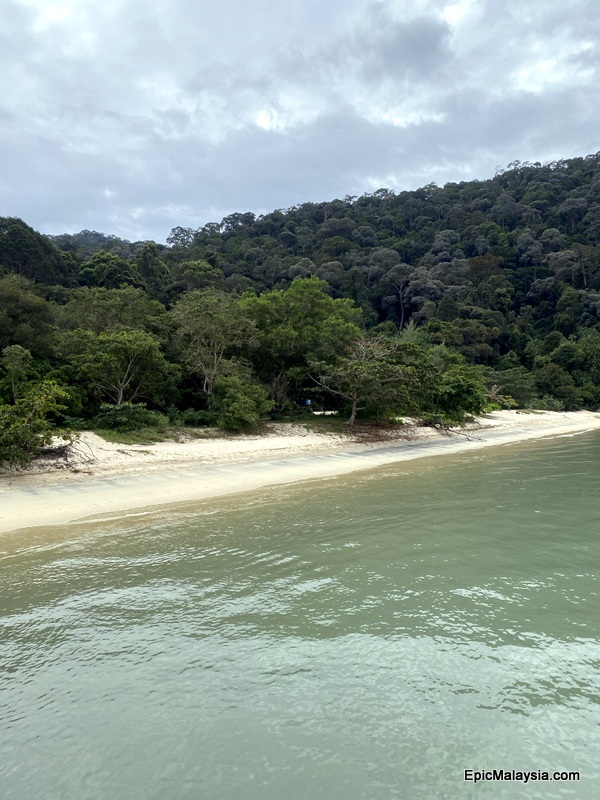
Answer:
[{"xmin": 3, "ymin": 153, "xmax": 600, "ymax": 464}]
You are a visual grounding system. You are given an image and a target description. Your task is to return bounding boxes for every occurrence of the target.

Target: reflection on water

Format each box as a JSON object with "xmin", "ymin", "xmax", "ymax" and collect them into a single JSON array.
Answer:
[{"xmin": 1, "ymin": 433, "xmax": 600, "ymax": 799}]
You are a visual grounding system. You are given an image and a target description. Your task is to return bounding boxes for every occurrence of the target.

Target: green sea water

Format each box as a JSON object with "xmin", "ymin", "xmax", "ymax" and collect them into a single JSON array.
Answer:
[{"xmin": 1, "ymin": 432, "xmax": 599, "ymax": 799}]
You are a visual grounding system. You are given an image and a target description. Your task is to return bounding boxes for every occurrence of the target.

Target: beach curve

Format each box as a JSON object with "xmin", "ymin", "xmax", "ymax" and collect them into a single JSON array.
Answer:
[{"xmin": 1, "ymin": 410, "xmax": 599, "ymax": 535}]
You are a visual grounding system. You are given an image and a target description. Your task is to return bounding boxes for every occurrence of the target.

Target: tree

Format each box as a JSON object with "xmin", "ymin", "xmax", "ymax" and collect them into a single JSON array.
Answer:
[
  {"xmin": 59, "ymin": 286, "xmax": 169, "ymax": 337},
  {"xmin": 210, "ymin": 373, "xmax": 272, "ymax": 431},
  {"xmin": 486, "ymin": 366, "xmax": 536, "ymax": 407},
  {"xmin": 1, "ymin": 345, "xmax": 33, "ymax": 399},
  {"xmin": 240, "ymin": 277, "xmax": 363, "ymax": 411},
  {"xmin": 379, "ymin": 262, "xmax": 413, "ymax": 328},
  {"xmin": 57, "ymin": 328, "xmax": 178, "ymax": 407},
  {"xmin": 559, "ymin": 198, "xmax": 587, "ymax": 232},
  {"xmin": 169, "ymin": 260, "xmax": 224, "ymax": 294},
  {"xmin": 0, "ymin": 275, "xmax": 57, "ymax": 357},
  {"xmin": 166, "ymin": 226, "xmax": 195, "ymax": 248},
  {"xmin": 0, "ymin": 218, "xmax": 75, "ymax": 285},
  {"xmin": 78, "ymin": 251, "xmax": 143, "ymax": 289},
  {"xmin": 172, "ymin": 290, "xmax": 256, "ymax": 397},
  {"xmin": 311, "ymin": 336, "xmax": 418, "ymax": 425},
  {"xmin": 554, "ymin": 287, "xmax": 583, "ymax": 335},
  {"xmin": 136, "ymin": 242, "xmax": 171, "ymax": 300},
  {"xmin": 422, "ymin": 347, "xmax": 487, "ymax": 422}
]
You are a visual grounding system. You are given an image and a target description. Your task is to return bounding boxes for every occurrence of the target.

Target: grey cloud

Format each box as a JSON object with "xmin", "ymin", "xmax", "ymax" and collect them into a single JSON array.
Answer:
[
  {"xmin": 361, "ymin": 15, "xmax": 453, "ymax": 82},
  {"xmin": 1, "ymin": 0, "xmax": 599, "ymax": 241}
]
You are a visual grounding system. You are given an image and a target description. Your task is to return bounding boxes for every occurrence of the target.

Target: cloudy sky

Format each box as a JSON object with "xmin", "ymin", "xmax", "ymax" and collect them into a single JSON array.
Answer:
[{"xmin": 2, "ymin": 0, "xmax": 599, "ymax": 242}]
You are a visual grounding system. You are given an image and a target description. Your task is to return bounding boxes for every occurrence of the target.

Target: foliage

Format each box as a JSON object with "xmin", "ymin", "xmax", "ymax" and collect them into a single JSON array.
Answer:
[
  {"xmin": 311, "ymin": 336, "xmax": 419, "ymax": 425},
  {"xmin": 6, "ymin": 154, "xmax": 600, "ymax": 422},
  {"xmin": 59, "ymin": 286, "xmax": 169, "ymax": 337},
  {"xmin": 92, "ymin": 402, "xmax": 169, "ymax": 432},
  {"xmin": 1, "ymin": 344, "xmax": 33, "ymax": 399},
  {"xmin": 240, "ymin": 277, "xmax": 363, "ymax": 411},
  {"xmin": 57, "ymin": 327, "xmax": 179, "ymax": 407},
  {"xmin": 78, "ymin": 250, "xmax": 144, "ymax": 289},
  {"xmin": 169, "ymin": 259, "xmax": 224, "ymax": 293},
  {"xmin": 163, "ymin": 405, "xmax": 212, "ymax": 427},
  {"xmin": 403, "ymin": 346, "xmax": 488, "ymax": 423},
  {"xmin": 486, "ymin": 366, "xmax": 537, "ymax": 407},
  {"xmin": 0, "ymin": 381, "xmax": 72, "ymax": 467},
  {"xmin": 0, "ymin": 218, "xmax": 76, "ymax": 285},
  {"xmin": 0, "ymin": 276, "xmax": 57, "ymax": 357},
  {"xmin": 172, "ymin": 290, "xmax": 256, "ymax": 396},
  {"xmin": 210, "ymin": 375, "xmax": 273, "ymax": 431}
]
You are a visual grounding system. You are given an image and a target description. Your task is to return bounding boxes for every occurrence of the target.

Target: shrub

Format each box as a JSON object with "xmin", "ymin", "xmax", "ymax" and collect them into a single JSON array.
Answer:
[
  {"xmin": 0, "ymin": 381, "xmax": 72, "ymax": 467},
  {"xmin": 210, "ymin": 377, "xmax": 272, "ymax": 431},
  {"xmin": 179, "ymin": 408, "xmax": 214, "ymax": 427},
  {"xmin": 93, "ymin": 402, "xmax": 168, "ymax": 432},
  {"xmin": 532, "ymin": 395, "xmax": 565, "ymax": 412}
]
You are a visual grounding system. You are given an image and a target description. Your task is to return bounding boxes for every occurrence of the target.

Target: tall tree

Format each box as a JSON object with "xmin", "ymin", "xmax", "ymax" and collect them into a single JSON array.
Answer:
[
  {"xmin": 172, "ymin": 290, "xmax": 256, "ymax": 396},
  {"xmin": 1, "ymin": 345, "xmax": 33, "ymax": 400},
  {"xmin": 311, "ymin": 336, "xmax": 419, "ymax": 425},
  {"xmin": 59, "ymin": 286, "xmax": 169, "ymax": 337},
  {"xmin": 57, "ymin": 328, "xmax": 178, "ymax": 407},
  {"xmin": 239, "ymin": 277, "xmax": 363, "ymax": 411}
]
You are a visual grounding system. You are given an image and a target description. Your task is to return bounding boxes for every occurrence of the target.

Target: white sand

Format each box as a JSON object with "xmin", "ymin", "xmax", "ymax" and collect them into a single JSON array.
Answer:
[{"xmin": 1, "ymin": 410, "xmax": 599, "ymax": 535}]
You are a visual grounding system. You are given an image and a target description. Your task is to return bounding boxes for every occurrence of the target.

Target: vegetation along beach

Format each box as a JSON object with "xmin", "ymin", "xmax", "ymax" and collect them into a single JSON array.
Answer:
[
  {"xmin": 3, "ymin": 154, "xmax": 600, "ymax": 798},
  {"xmin": 4, "ymin": 156, "xmax": 600, "ymax": 472}
]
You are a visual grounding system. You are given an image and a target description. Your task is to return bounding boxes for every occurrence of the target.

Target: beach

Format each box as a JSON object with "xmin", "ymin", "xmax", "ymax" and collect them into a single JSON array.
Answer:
[{"xmin": 2, "ymin": 409, "xmax": 600, "ymax": 535}]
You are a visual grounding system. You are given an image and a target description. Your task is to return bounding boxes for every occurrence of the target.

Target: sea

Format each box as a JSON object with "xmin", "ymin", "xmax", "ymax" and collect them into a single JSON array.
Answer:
[{"xmin": 1, "ymin": 431, "xmax": 599, "ymax": 799}]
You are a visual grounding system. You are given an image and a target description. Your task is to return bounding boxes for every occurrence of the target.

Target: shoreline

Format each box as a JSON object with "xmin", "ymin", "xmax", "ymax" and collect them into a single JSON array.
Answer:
[{"xmin": 1, "ymin": 410, "xmax": 600, "ymax": 535}]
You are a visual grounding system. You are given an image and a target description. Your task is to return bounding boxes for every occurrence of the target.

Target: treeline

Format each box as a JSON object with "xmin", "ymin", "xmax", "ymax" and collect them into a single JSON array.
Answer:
[
  {"xmin": 0, "ymin": 275, "xmax": 486, "ymax": 463},
  {"xmin": 2, "ymin": 153, "xmax": 600, "ymax": 460}
]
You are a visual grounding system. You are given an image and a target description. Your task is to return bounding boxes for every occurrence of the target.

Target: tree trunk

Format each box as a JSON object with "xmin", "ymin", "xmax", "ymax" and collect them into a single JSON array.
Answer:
[
  {"xmin": 398, "ymin": 294, "xmax": 405, "ymax": 330},
  {"xmin": 271, "ymin": 366, "xmax": 289, "ymax": 413},
  {"xmin": 348, "ymin": 396, "xmax": 358, "ymax": 426}
]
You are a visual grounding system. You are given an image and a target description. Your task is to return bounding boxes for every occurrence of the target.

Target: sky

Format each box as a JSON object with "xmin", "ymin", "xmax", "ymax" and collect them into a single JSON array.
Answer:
[{"xmin": 2, "ymin": 0, "xmax": 599, "ymax": 243}]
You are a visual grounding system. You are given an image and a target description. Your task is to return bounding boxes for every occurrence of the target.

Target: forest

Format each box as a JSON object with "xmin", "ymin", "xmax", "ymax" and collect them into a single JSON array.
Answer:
[{"xmin": 2, "ymin": 153, "xmax": 600, "ymax": 464}]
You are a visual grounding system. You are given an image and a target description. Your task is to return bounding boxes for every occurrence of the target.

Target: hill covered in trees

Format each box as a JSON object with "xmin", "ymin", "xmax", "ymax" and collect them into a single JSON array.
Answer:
[{"xmin": 2, "ymin": 153, "xmax": 600, "ymax": 461}]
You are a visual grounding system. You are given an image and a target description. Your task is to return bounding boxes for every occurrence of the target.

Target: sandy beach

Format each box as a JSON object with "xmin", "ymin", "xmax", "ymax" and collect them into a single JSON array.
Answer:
[{"xmin": 1, "ymin": 410, "xmax": 599, "ymax": 535}]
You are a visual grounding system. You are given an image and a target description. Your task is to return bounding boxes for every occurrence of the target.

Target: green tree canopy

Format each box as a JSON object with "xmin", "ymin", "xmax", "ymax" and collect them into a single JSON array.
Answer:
[
  {"xmin": 1, "ymin": 345, "xmax": 33, "ymax": 400},
  {"xmin": 0, "ymin": 276, "xmax": 57, "ymax": 357},
  {"xmin": 172, "ymin": 290, "xmax": 256, "ymax": 396},
  {"xmin": 59, "ymin": 286, "xmax": 169, "ymax": 337},
  {"xmin": 78, "ymin": 251, "xmax": 144, "ymax": 289},
  {"xmin": 57, "ymin": 328, "xmax": 178, "ymax": 407},
  {"xmin": 0, "ymin": 218, "xmax": 76, "ymax": 285},
  {"xmin": 311, "ymin": 335, "xmax": 419, "ymax": 425},
  {"xmin": 240, "ymin": 277, "xmax": 363, "ymax": 410}
]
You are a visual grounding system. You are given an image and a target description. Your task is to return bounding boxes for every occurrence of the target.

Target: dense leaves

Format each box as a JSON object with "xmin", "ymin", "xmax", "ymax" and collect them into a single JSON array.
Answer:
[
  {"xmin": 311, "ymin": 336, "xmax": 420, "ymax": 425},
  {"xmin": 173, "ymin": 290, "xmax": 256, "ymax": 396},
  {"xmin": 2, "ymin": 154, "xmax": 600, "ymax": 453},
  {"xmin": 57, "ymin": 328, "xmax": 179, "ymax": 407},
  {"xmin": 239, "ymin": 278, "xmax": 363, "ymax": 410},
  {"xmin": 0, "ymin": 381, "xmax": 72, "ymax": 467}
]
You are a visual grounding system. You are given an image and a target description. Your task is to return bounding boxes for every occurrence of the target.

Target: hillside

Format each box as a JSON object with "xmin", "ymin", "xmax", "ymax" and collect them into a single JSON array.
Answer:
[{"xmin": 2, "ymin": 154, "xmax": 600, "ymax": 458}]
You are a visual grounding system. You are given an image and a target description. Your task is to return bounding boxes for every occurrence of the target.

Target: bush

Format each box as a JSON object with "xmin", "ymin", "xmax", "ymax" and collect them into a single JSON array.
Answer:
[
  {"xmin": 164, "ymin": 406, "xmax": 215, "ymax": 427},
  {"xmin": 179, "ymin": 408, "xmax": 215, "ymax": 427},
  {"xmin": 210, "ymin": 377, "xmax": 272, "ymax": 431},
  {"xmin": 0, "ymin": 381, "xmax": 72, "ymax": 467},
  {"xmin": 93, "ymin": 402, "xmax": 169, "ymax": 432},
  {"xmin": 61, "ymin": 416, "xmax": 90, "ymax": 430},
  {"xmin": 532, "ymin": 395, "xmax": 565, "ymax": 412}
]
